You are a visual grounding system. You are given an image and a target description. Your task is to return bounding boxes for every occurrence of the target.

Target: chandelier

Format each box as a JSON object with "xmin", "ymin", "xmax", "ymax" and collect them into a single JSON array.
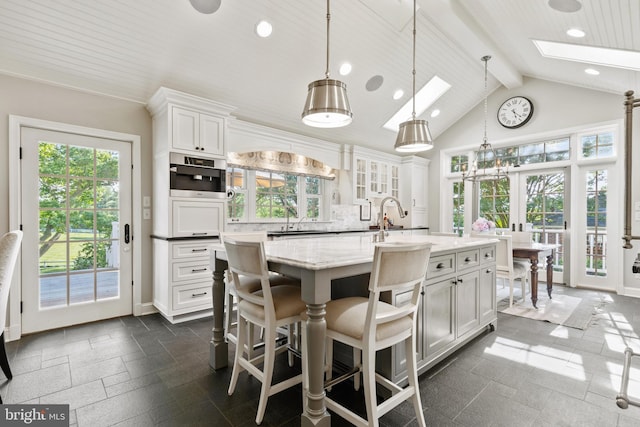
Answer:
[{"xmin": 461, "ymin": 55, "xmax": 509, "ymax": 182}]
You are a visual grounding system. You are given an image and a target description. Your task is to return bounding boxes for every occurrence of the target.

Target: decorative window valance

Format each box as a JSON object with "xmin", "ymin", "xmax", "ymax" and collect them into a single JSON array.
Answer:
[{"xmin": 227, "ymin": 151, "xmax": 336, "ymax": 180}]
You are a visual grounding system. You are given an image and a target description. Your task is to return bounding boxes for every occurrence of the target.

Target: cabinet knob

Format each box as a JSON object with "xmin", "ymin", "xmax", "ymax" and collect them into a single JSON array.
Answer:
[
  {"xmin": 436, "ymin": 263, "xmax": 445, "ymax": 269},
  {"xmin": 457, "ymin": 278, "xmax": 463, "ymax": 283},
  {"xmin": 464, "ymin": 257, "xmax": 471, "ymax": 262},
  {"xmin": 486, "ymin": 269, "xmax": 492, "ymax": 274}
]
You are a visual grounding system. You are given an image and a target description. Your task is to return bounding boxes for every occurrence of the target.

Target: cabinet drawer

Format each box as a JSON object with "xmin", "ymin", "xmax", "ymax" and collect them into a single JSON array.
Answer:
[
  {"xmin": 479, "ymin": 245, "xmax": 495, "ymax": 264},
  {"xmin": 427, "ymin": 254, "xmax": 456, "ymax": 280},
  {"xmin": 172, "ymin": 282, "xmax": 212, "ymax": 312},
  {"xmin": 457, "ymin": 249, "xmax": 480, "ymax": 271},
  {"xmin": 172, "ymin": 260, "xmax": 211, "ymax": 282},
  {"xmin": 171, "ymin": 241, "xmax": 216, "ymax": 260}
]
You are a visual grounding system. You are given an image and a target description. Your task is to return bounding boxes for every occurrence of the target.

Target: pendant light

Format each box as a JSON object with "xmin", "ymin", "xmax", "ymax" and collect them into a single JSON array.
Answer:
[
  {"xmin": 461, "ymin": 56, "xmax": 509, "ymax": 182},
  {"xmin": 394, "ymin": 0, "xmax": 433, "ymax": 153},
  {"xmin": 302, "ymin": 0, "xmax": 353, "ymax": 128}
]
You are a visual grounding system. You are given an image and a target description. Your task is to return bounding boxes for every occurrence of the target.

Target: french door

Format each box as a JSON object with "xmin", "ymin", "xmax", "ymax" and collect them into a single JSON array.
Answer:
[
  {"xmin": 513, "ymin": 169, "xmax": 568, "ymax": 285},
  {"xmin": 573, "ymin": 164, "xmax": 620, "ymax": 290},
  {"xmin": 21, "ymin": 127, "xmax": 133, "ymax": 333}
]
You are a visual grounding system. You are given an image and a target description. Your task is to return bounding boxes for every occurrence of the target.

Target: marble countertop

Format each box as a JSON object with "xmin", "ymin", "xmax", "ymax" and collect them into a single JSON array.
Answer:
[
  {"xmin": 216, "ymin": 234, "xmax": 497, "ymax": 271},
  {"xmin": 266, "ymin": 227, "xmax": 428, "ymax": 237}
]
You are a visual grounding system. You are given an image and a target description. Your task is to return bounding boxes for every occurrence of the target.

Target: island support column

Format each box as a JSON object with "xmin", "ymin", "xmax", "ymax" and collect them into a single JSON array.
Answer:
[{"xmin": 209, "ymin": 255, "xmax": 228, "ymax": 370}]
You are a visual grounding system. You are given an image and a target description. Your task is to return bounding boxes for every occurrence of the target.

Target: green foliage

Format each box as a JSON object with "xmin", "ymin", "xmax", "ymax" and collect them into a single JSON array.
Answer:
[
  {"xmin": 38, "ymin": 141, "xmax": 120, "ymax": 265},
  {"xmin": 72, "ymin": 241, "xmax": 109, "ymax": 270}
]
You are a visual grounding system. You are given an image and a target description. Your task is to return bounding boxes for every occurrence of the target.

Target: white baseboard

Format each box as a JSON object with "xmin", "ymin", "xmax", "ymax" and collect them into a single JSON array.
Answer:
[
  {"xmin": 136, "ymin": 302, "xmax": 158, "ymax": 316},
  {"xmin": 622, "ymin": 287, "xmax": 640, "ymax": 298}
]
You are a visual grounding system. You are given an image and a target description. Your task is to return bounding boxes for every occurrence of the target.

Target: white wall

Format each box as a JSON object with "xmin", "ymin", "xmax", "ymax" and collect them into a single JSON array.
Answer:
[
  {"xmin": 424, "ymin": 76, "xmax": 640, "ymax": 290},
  {"xmin": 0, "ymin": 74, "xmax": 155, "ymax": 304}
]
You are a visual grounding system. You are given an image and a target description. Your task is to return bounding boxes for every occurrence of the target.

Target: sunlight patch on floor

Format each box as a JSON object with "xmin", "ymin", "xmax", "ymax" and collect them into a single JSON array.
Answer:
[{"xmin": 484, "ymin": 336, "xmax": 586, "ymax": 381}]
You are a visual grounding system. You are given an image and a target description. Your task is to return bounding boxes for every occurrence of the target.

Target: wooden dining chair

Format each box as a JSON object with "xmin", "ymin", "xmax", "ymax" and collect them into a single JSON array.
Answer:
[
  {"xmin": 224, "ymin": 237, "xmax": 306, "ymax": 425},
  {"xmin": 302, "ymin": 242, "xmax": 431, "ymax": 427},
  {"xmin": 0, "ymin": 230, "xmax": 23, "ymax": 404}
]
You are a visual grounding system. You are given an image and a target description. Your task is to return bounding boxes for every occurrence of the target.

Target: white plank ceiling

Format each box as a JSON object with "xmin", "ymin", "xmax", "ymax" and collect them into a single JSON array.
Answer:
[{"xmin": 0, "ymin": 0, "xmax": 638, "ymax": 153}]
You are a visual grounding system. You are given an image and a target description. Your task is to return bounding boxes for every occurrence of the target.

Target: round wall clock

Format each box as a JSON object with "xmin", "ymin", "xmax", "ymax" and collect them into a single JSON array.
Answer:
[{"xmin": 497, "ymin": 96, "xmax": 534, "ymax": 129}]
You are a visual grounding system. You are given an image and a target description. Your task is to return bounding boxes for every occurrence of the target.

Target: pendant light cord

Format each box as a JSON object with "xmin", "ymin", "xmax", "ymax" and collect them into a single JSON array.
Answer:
[
  {"xmin": 411, "ymin": 0, "xmax": 417, "ymax": 119},
  {"xmin": 482, "ymin": 55, "xmax": 491, "ymax": 148},
  {"xmin": 325, "ymin": 0, "xmax": 331, "ymax": 79}
]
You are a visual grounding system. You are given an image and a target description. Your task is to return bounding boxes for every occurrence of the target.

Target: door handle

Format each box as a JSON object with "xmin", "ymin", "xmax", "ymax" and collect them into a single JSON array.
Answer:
[{"xmin": 124, "ymin": 224, "xmax": 130, "ymax": 244}]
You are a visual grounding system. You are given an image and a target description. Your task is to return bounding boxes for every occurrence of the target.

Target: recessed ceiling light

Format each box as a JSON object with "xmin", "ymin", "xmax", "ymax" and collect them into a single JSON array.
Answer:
[
  {"xmin": 339, "ymin": 63, "xmax": 352, "ymax": 76},
  {"xmin": 383, "ymin": 75, "xmax": 451, "ymax": 131},
  {"xmin": 255, "ymin": 20, "xmax": 273, "ymax": 38},
  {"xmin": 393, "ymin": 89, "xmax": 404, "ymax": 100},
  {"xmin": 533, "ymin": 39, "xmax": 640, "ymax": 71},
  {"xmin": 585, "ymin": 68, "xmax": 600, "ymax": 75},
  {"xmin": 430, "ymin": 109, "xmax": 441, "ymax": 118},
  {"xmin": 566, "ymin": 28, "xmax": 585, "ymax": 38}
]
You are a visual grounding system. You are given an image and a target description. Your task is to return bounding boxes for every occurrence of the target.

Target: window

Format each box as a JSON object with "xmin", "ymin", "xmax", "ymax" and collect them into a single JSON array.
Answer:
[
  {"xmin": 256, "ymin": 171, "xmax": 297, "ymax": 219},
  {"xmin": 478, "ymin": 178, "xmax": 510, "ymax": 229},
  {"xmin": 304, "ymin": 176, "xmax": 322, "ymax": 219},
  {"xmin": 580, "ymin": 131, "xmax": 614, "ymax": 159},
  {"xmin": 226, "ymin": 167, "xmax": 246, "ymax": 220},
  {"xmin": 450, "ymin": 154, "xmax": 468, "ymax": 173},
  {"xmin": 585, "ymin": 169, "xmax": 607, "ymax": 276},
  {"xmin": 449, "ymin": 137, "xmax": 571, "ymax": 174},
  {"xmin": 226, "ymin": 168, "xmax": 324, "ymax": 222},
  {"xmin": 452, "ymin": 181, "xmax": 464, "ymax": 235}
]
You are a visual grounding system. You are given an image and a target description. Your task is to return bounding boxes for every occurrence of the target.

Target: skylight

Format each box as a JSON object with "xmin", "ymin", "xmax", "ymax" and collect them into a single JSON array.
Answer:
[
  {"xmin": 383, "ymin": 76, "xmax": 451, "ymax": 131},
  {"xmin": 532, "ymin": 39, "xmax": 640, "ymax": 71}
]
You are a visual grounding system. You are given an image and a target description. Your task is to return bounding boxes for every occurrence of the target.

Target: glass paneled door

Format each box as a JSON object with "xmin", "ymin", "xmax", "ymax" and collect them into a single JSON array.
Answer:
[
  {"xmin": 574, "ymin": 165, "xmax": 620, "ymax": 291},
  {"xmin": 514, "ymin": 170, "xmax": 568, "ymax": 285},
  {"xmin": 21, "ymin": 127, "xmax": 132, "ymax": 334}
]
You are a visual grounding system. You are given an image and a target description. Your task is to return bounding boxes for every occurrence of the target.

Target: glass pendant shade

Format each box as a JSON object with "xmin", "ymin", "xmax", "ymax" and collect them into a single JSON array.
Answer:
[
  {"xmin": 394, "ymin": 119, "xmax": 433, "ymax": 152},
  {"xmin": 302, "ymin": 78, "xmax": 353, "ymax": 128}
]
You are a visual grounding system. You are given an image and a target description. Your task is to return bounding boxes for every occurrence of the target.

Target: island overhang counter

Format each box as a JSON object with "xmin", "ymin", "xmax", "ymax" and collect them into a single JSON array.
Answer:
[{"xmin": 209, "ymin": 234, "xmax": 498, "ymax": 426}]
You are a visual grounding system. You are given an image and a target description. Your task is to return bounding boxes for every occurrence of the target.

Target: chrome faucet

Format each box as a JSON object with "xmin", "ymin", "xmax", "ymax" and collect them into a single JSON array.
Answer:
[
  {"xmin": 296, "ymin": 216, "xmax": 307, "ymax": 231},
  {"xmin": 378, "ymin": 196, "xmax": 406, "ymax": 242}
]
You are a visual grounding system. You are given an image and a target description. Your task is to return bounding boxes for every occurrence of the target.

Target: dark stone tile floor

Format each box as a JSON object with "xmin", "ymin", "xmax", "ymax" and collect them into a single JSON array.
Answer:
[{"xmin": 2, "ymin": 285, "xmax": 640, "ymax": 426}]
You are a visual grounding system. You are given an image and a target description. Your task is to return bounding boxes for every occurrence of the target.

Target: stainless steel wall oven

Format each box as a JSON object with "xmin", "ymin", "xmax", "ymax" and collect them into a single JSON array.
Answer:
[{"xmin": 169, "ymin": 152, "xmax": 226, "ymax": 199}]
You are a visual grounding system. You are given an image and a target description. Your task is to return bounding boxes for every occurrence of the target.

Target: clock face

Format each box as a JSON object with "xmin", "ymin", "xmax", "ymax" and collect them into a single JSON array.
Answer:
[{"xmin": 497, "ymin": 96, "xmax": 533, "ymax": 129}]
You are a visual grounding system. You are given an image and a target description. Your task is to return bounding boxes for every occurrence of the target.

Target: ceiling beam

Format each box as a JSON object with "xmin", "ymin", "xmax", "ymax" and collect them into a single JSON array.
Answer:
[{"xmin": 420, "ymin": 0, "xmax": 523, "ymax": 89}]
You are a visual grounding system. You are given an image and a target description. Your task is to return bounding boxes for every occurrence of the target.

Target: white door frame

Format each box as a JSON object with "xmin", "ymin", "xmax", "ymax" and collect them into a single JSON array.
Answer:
[
  {"xmin": 572, "ymin": 161, "xmax": 622, "ymax": 292},
  {"xmin": 8, "ymin": 115, "xmax": 142, "ymax": 341}
]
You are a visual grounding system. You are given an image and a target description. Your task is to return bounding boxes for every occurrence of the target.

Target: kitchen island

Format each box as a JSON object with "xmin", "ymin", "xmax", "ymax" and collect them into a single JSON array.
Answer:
[{"xmin": 209, "ymin": 234, "xmax": 497, "ymax": 427}]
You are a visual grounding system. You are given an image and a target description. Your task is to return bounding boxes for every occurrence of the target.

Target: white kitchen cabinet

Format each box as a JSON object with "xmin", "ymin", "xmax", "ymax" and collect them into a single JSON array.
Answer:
[
  {"xmin": 171, "ymin": 200, "xmax": 224, "ymax": 238},
  {"xmin": 379, "ymin": 242, "xmax": 497, "ymax": 385},
  {"xmin": 400, "ymin": 156, "xmax": 430, "ymax": 227},
  {"xmin": 352, "ymin": 154, "xmax": 400, "ymax": 203},
  {"xmin": 153, "ymin": 239, "xmax": 216, "ymax": 323},
  {"xmin": 147, "ymin": 87, "xmax": 235, "ymax": 159},
  {"xmin": 147, "ymin": 88, "xmax": 234, "ymax": 322},
  {"xmin": 172, "ymin": 106, "xmax": 224, "ymax": 156}
]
